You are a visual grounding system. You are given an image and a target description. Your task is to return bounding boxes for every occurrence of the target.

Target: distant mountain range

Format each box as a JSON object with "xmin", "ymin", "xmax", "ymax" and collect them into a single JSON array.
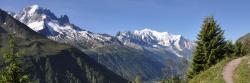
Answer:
[
  {"xmin": 9, "ymin": 5, "xmax": 195, "ymax": 81},
  {"xmin": 117, "ymin": 28, "xmax": 195, "ymax": 60},
  {"xmin": 0, "ymin": 9, "xmax": 128, "ymax": 83}
]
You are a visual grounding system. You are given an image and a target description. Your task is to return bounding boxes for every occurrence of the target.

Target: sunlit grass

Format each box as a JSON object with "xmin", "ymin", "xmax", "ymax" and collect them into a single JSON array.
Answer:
[
  {"xmin": 233, "ymin": 55, "xmax": 250, "ymax": 83},
  {"xmin": 188, "ymin": 58, "xmax": 232, "ymax": 83}
]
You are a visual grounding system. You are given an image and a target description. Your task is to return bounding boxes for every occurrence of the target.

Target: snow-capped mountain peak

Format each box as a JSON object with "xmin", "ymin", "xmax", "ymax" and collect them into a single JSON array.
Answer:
[
  {"xmin": 27, "ymin": 4, "xmax": 39, "ymax": 15},
  {"xmin": 14, "ymin": 4, "xmax": 79, "ymax": 34},
  {"xmin": 13, "ymin": 5, "xmax": 195, "ymax": 59},
  {"xmin": 13, "ymin": 4, "xmax": 121, "ymax": 48},
  {"xmin": 13, "ymin": 5, "xmax": 57, "ymax": 32},
  {"xmin": 117, "ymin": 28, "xmax": 195, "ymax": 59},
  {"xmin": 7, "ymin": 4, "xmax": 194, "ymax": 81},
  {"xmin": 121, "ymin": 28, "xmax": 184, "ymax": 47},
  {"xmin": 134, "ymin": 28, "xmax": 182, "ymax": 45}
]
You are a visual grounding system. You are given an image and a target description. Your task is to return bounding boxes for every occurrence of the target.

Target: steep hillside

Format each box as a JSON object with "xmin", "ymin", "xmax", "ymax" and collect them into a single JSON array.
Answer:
[
  {"xmin": 237, "ymin": 33, "xmax": 250, "ymax": 53},
  {"xmin": 11, "ymin": 4, "xmax": 194, "ymax": 81},
  {"xmin": 13, "ymin": 4, "xmax": 121, "ymax": 49},
  {"xmin": 0, "ymin": 9, "xmax": 128, "ymax": 83},
  {"xmin": 84, "ymin": 45, "xmax": 166, "ymax": 81},
  {"xmin": 188, "ymin": 58, "xmax": 232, "ymax": 83}
]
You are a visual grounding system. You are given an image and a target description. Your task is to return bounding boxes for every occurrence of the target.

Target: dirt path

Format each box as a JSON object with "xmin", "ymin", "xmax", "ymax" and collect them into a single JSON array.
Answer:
[{"xmin": 222, "ymin": 57, "xmax": 246, "ymax": 83}]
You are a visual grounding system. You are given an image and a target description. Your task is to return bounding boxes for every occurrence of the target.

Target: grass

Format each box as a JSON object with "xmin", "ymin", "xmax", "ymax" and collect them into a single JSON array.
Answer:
[
  {"xmin": 188, "ymin": 58, "xmax": 232, "ymax": 83},
  {"xmin": 233, "ymin": 55, "xmax": 250, "ymax": 83}
]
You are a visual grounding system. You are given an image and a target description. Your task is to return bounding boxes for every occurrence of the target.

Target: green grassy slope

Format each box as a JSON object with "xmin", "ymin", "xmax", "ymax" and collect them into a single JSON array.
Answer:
[
  {"xmin": 233, "ymin": 55, "xmax": 250, "ymax": 83},
  {"xmin": 188, "ymin": 58, "xmax": 232, "ymax": 83},
  {"xmin": 189, "ymin": 32, "xmax": 250, "ymax": 83}
]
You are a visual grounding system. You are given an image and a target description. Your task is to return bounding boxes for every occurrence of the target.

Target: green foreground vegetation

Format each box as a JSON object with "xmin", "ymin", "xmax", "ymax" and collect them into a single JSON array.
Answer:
[
  {"xmin": 187, "ymin": 16, "xmax": 246, "ymax": 79},
  {"xmin": 188, "ymin": 58, "xmax": 232, "ymax": 83},
  {"xmin": 233, "ymin": 54, "xmax": 250, "ymax": 83},
  {"xmin": 187, "ymin": 16, "xmax": 247, "ymax": 83},
  {"xmin": 189, "ymin": 54, "xmax": 250, "ymax": 83}
]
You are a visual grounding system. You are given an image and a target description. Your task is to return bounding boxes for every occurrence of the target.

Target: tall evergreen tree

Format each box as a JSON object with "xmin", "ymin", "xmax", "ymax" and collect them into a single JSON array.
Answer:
[
  {"xmin": 234, "ymin": 42, "xmax": 246, "ymax": 57},
  {"xmin": 187, "ymin": 16, "xmax": 226, "ymax": 79},
  {"xmin": 224, "ymin": 40, "xmax": 235, "ymax": 56},
  {"xmin": 0, "ymin": 34, "xmax": 30, "ymax": 83}
]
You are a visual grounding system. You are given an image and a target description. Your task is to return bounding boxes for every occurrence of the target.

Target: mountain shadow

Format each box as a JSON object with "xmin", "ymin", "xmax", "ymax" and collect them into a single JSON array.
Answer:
[{"xmin": 0, "ymin": 9, "xmax": 129, "ymax": 83}]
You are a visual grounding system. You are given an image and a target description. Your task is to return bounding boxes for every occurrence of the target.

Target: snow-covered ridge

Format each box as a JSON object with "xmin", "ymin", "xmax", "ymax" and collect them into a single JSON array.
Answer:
[
  {"xmin": 13, "ymin": 4, "xmax": 120, "ymax": 48},
  {"xmin": 12, "ymin": 4, "xmax": 195, "ymax": 59},
  {"xmin": 7, "ymin": 4, "xmax": 195, "ymax": 81},
  {"xmin": 117, "ymin": 28, "xmax": 194, "ymax": 49},
  {"xmin": 28, "ymin": 4, "xmax": 39, "ymax": 15},
  {"xmin": 134, "ymin": 28, "xmax": 182, "ymax": 47},
  {"xmin": 116, "ymin": 28, "xmax": 195, "ymax": 59}
]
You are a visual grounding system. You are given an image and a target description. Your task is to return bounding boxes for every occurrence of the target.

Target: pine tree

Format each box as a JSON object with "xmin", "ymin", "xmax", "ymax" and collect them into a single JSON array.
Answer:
[
  {"xmin": 0, "ymin": 34, "xmax": 30, "ymax": 83},
  {"xmin": 187, "ymin": 16, "xmax": 226, "ymax": 79},
  {"xmin": 234, "ymin": 42, "xmax": 246, "ymax": 57},
  {"xmin": 224, "ymin": 40, "xmax": 235, "ymax": 57}
]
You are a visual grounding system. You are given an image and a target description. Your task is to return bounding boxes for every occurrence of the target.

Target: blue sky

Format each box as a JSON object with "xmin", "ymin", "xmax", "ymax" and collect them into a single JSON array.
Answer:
[{"xmin": 0, "ymin": 0, "xmax": 249, "ymax": 41}]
